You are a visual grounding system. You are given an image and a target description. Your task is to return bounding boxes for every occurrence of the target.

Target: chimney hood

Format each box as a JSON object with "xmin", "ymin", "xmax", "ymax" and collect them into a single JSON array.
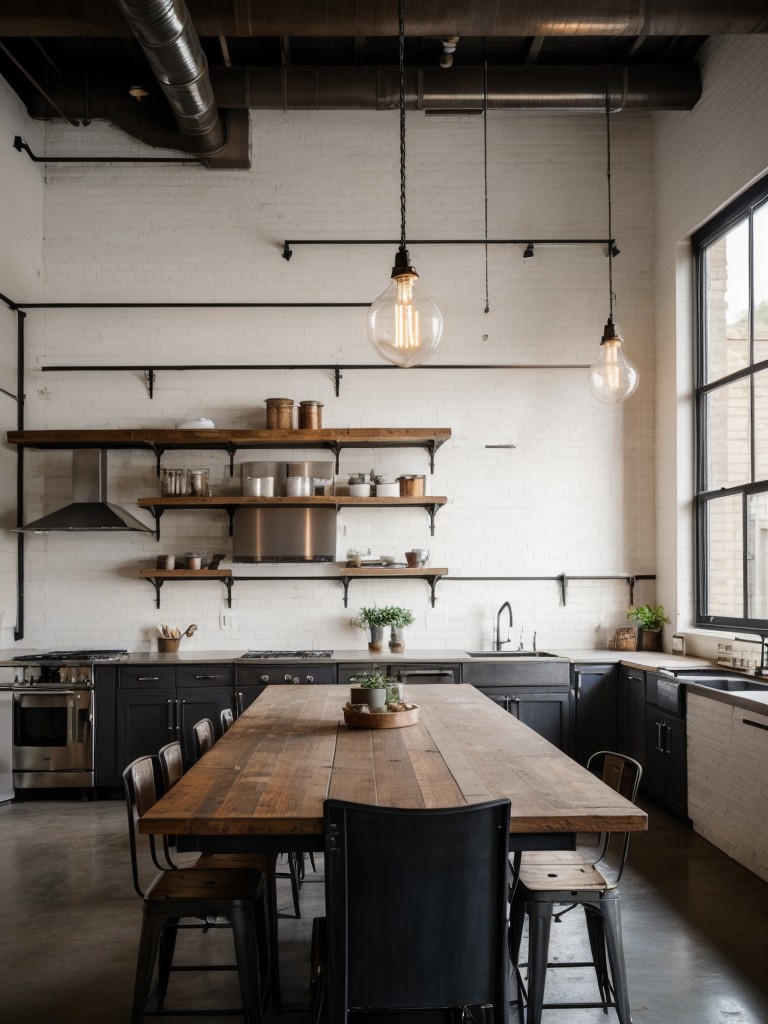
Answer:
[{"xmin": 18, "ymin": 449, "xmax": 153, "ymax": 533}]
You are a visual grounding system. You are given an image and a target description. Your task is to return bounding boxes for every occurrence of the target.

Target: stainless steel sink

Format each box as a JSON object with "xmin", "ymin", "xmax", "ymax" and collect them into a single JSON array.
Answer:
[{"xmin": 465, "ymin": 651, "xmax": 560, "ymax": 658}]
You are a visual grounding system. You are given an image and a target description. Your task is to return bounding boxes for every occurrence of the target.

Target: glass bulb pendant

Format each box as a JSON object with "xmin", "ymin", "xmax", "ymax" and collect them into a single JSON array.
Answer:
[
  {"xmin": 367, "ymin": 247, "xmax": 443, "ymax": 367},
  {"xmin": 587, "ymin": 318, "xmax": 639, "ymax": 404}
]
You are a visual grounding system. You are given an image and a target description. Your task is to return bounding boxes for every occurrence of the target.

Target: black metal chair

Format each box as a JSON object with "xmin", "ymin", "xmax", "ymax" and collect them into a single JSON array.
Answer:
[
  {"xmin": 191, "ymin": 716, "xmax": 215, "ymax": 761},
  {"xmin": 220, "ymin": 706, "xmax": 234, "ymax": 732},
  {"xmin": 509, "ymin": 751, "xmax": 643, "ymax": 1024},
  {"xmin": 123, "ymin": 755, "xmax": 269, "ymax": 1024},
  {"xmin": 158, "ymin": 737, "xmax": 283, "ymax": 1007},
  {"xmin": 321, "ymin": 797, "xmax": 511, "ymax": 1024}
]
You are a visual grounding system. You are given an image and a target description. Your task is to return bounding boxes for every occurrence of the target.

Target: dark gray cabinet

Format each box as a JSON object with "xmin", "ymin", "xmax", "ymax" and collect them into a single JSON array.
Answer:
[
  {"xmin": 570, "ymin": 663, "xmax": 618, "ymax": 766},
  {"xmin": 644, "ymin": 705, "xmax": 687, "ymax": 817},
  {"xmin": 235, "ymin": 662, "xmax": 337, "ymax": 713},
  {"xmin": 94, "ymin": 664, "xmax": 119, "ymax": 787},
  {"xmin": 467, "ymin": 660, "xmax": 571, "ymax": 752},
  {"xmin": 117, "ymin": 664, "xmax": 234, "ymax": 772},
  {"xmin": 617, "ymin": 666, "xmax": 646, "ymax": 769}
]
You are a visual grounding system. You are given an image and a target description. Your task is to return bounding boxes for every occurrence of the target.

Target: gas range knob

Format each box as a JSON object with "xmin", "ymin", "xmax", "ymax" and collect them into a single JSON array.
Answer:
[
  {"xmin": 260, "ymin": 674, "xmax": 269, "ymax": 683},
  {"xmin": 306, "ymin": 675, "xmax": 314, "ymax": 683}
]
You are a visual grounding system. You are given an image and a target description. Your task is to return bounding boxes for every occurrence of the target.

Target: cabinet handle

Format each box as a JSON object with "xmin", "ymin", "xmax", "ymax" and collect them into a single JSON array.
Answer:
[
  {"xmin": 743, "ymin": 717, "xmax": 768, "ymax": 732},
  {"xmin": 138, "ymin": 676, "xmax": 160, "ymax": 681},
  {"xmin": 237, "ymin": 691, "xmax": 243, "ymax": 715},
  {"xmin": 655, "ymin": 721, "xmax": 664, "ymax": 752},
  {"xmin": 664, "ymin": 725, "xmax": 672, "ymax": 754},
  {"xmin": 573, "ymin": 671, "xmax": 582, "ymax": 698},
  {"xmin": 167, "ymin": 699, "xmax": 175, "ymax": 731},
  {"xmin": 194, "ymin": 674, "xmax": 220, "ymax": 680}
]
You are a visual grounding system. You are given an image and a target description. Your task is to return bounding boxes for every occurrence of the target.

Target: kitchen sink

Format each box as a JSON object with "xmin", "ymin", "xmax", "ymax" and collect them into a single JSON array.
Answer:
[
  {"xmin": 465, "ymin": 651, "xmax": 560, "ymax": 658},
  {"xmin": 684, "ymin": 677, "xmax": 768, "ymax": 692}
]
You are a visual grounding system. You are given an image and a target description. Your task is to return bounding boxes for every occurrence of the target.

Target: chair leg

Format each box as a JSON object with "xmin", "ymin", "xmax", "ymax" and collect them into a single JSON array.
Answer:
[
  {"xmin": 132, "ymin": 909, "xmax": 166, "ymax": 1024},
  {"xmin": 289, "ymin": 852, "xmax": 302, "ymax": 918},
  {"xmin": 265, "ymin": 870, "xmax": 282, "ymax": 1009},
  {"xmin": 583, "ymin": 905, "xmax": 610, "ymax": 1012},
  {"xmin": 156, "ymin": 918, "xmax": 180, "ymax": 1008},
  {"xmin": 600, "ymin": 893, "xmax": 633, "ymax": 1024},
  {"xmin": 508, "ymin": 886, "xmax": 527, "ymax": 1024},
  {"xmin": 230, "ymin": 904, "xmax": 264, "ymax": 1024},
  {"xmin": 525, "ymin": 900, "xmax": 553, "ymax": 1024}
]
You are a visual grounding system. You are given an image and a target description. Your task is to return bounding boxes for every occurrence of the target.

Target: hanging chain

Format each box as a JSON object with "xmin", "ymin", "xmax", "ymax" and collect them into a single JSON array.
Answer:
[
  {"xmin": 604, "ymin": 54, "xmax": 614, "ymax": 322},
  {"xmin": 399, "ymin": 0, "xmax": 407, "ymax": 251},
  {"xmin": 483, "ymin": 59, "xmax": 490, "ymax": 313}
]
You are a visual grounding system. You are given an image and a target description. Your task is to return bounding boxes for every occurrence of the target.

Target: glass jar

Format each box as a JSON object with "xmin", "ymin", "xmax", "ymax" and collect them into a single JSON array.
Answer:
[
  {"xmin": 160, "ymin": 468, "xmax": 188, "ymax": 496},
  {"xmin": 188, "ymin": 468, "xmax": 209, "ymax": 497}
]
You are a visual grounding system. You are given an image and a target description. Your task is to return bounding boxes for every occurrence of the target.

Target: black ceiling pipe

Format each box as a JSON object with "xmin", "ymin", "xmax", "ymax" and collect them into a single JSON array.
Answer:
[
  {"xmin": 209, "ymin": 63, "xmax": 702, "ymax": 111},
  {"xmin": 0, "ymin": 0, "xmax": 767, "ymax": 37}
]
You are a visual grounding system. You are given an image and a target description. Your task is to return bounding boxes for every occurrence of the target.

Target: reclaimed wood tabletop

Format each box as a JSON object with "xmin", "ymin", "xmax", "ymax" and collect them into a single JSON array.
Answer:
[{"xmin": 139, "ymin": 684, "xmax": 647, "ymax": 847}]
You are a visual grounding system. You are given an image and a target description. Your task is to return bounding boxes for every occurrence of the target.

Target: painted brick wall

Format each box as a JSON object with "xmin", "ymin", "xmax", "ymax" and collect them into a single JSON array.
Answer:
[
  {"xmin": 653, "ymin": 35, "xmax": 768, "ymax": 653},
  {"xmin": 2, "ymin": 98, "xmax": 658, "ymax": 652}
]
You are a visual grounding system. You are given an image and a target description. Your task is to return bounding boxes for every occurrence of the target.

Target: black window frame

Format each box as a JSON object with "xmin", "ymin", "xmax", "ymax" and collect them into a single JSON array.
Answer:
[{"xmin": 694, "ymin": 172, "xmax": 768, "ymax": 632}]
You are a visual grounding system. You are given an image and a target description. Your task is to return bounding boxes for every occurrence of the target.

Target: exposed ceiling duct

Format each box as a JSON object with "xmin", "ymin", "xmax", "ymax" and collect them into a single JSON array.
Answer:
[
  {"xmin": 114, "ymin": 0, "xmax": 225, "ymax": 153},
  {"xmin": 18, "ymin": 451, "xmax": 153, "ymax": 533},
  {"xmin": 1, "ymin": 1, "xmax": 767, "ymax": 37}
]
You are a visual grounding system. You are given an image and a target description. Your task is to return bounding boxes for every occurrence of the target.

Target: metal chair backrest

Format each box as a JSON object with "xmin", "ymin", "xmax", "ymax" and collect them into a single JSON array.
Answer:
[
  {"xmin": 324, "ymin": 798, "xmax": 510, "ymax": 1022},
  {"xmin": 123, "ymin": 755, "xmax": 166, "ymax": 898},
  {"xmin": 220, "ymin": 707, "xmax": 234, "ymax": 733},
  {"xmin": 587, "ymin": 750, "xmax": 643, "ymax": 883},
  {"xmin": 192, "ymin": 717, "xmax": 215, "ymax": 762},
  {"xmin": 158, "ymin": 740, "xmax": 184, "ymax": 791}
]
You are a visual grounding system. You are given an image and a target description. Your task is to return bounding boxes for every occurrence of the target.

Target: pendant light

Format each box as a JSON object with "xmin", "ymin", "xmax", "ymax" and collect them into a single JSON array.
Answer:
[
  {"xmin": 587, "ymin": 73, "xmax": 639, "ymax": 405},
  {"xmin": 366, "ymin": 0, "xmax": 443, "ymax": 367}
]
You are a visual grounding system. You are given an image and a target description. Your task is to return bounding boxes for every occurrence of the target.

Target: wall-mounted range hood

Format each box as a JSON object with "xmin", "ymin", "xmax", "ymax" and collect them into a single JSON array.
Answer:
[{"xmin": 18, "ymin": 449, "xmax": 153, "ymax": 532}]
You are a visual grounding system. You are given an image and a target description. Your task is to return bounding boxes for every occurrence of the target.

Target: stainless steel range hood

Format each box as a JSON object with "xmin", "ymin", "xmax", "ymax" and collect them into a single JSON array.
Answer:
[{"xmin": 18, "ymin": 450, "xmax": 153, "ymax": 533}]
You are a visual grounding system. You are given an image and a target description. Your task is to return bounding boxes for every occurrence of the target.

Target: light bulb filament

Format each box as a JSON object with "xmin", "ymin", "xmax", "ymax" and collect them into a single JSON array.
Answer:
[{"xmin": 395, "ymin": 275, "xmax": 419, "ymax": 350}]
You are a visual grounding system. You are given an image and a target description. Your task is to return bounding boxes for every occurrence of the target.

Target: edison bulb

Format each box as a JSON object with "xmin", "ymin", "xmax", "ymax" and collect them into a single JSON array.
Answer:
[
  {"xmin": 367, "ymin": 252, "xmax": 443, "ymax": 368},
  {"xmin": 587, "ymin": 320, "xmax": 639, "ymax": 404}
]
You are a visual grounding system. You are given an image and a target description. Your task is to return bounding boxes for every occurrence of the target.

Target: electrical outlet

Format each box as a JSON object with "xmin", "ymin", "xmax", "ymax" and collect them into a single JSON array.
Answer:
[{"xmin": 219, "ymin": 610, "xmax": 237, "ymax": 631}]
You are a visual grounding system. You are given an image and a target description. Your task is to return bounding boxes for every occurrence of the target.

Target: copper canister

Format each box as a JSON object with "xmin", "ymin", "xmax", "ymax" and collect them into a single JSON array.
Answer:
[
  {"xmin": 265, "ymin": 398, "xmax": 294, "ymax": 430},
  {"xmin": 398, "ymin": 474, "xmax": 426, "ymax": 497},
  {"xmin": 298, "ymin": 400, "xmax": 323, "ymax": 430}
]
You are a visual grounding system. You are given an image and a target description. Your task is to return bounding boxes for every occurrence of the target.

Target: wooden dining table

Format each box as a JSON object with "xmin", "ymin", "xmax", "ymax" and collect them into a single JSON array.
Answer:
[{"xmin": 139, "ymin": 684, "xmax": 647, "ymax": 853}]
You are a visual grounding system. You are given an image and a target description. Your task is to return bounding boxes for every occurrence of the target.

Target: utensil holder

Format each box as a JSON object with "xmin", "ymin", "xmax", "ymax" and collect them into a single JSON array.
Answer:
[{"xmin": 158, "ymin": 637, "xmax": 181, "ymax": 653}]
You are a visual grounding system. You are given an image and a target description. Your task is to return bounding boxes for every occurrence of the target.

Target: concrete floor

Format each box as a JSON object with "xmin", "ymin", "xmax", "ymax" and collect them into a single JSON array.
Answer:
[{"xmin": 1, "ymin": 793, "xmax": 767, "ymax": 1024}]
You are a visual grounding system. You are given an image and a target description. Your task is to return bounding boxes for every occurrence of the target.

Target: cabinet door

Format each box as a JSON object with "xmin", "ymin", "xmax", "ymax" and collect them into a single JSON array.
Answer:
[
  {"xmin": 571, "ymin": 664, "xmax": 618, "ymax": 766},
  {"xmin": 117, "ymin": 687, "xmax": 177, "ymax": 773},
  {"xmin": 644, "ymin": 705, "xmax": 666, "ymax": 802},
  {"xmin": 94, "ymin": 665, "xmax": 119, "ymax": 787},
  {"xmin": 510, "ymin": 689, "xmax": 571, "ymax": 752},
  {"xmin": 662, "ymin": 711, "xmax": 687, "ymax": 817},
  {"xmin": 177, "ymin": 687, "xmax": 234, "ymax": 768},
  {"xmin": 617, "ymin": 667, "xmax": 646, "ymax": 769}
]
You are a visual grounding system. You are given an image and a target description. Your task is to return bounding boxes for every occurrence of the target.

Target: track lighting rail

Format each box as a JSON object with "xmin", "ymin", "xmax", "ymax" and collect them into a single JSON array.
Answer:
[{"xmin": 282, "ymin": 238, "xmax": 617, "ymax": 260}]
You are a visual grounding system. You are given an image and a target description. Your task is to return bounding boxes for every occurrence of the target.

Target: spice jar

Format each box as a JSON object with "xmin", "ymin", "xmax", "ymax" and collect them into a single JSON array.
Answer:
[
  {"xmin": 265, "ymin": 398, "xmax": 294, "ymax": 430},
  {"xmin": 397, "ymin": 474, "xmax": 426, "ymax": 497},
  {"xmin": 298, "ymin": 400, "xmax": 323, "ymax": 430}
]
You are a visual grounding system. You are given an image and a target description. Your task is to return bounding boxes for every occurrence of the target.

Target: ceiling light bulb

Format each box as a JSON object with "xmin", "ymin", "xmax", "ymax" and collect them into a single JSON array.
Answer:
[
  {"xmin": 587, "ymin": 318, "xmax": 639, "ymax": 404},
  {"xmin": 367, "ymin": 248, "xmax": 443, "ymax": 367}
]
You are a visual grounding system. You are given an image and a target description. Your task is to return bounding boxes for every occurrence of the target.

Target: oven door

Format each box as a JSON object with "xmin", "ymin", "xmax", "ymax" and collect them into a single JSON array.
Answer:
[{"xmin": 12, "ymin": 689, "xmax": 94, "ymax": 785}]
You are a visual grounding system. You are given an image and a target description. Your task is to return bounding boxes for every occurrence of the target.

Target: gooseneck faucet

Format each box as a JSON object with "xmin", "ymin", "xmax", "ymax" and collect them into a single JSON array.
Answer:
[{"xmin": 495, "ymin": 601, "xmax": 514, "ymax": 651}]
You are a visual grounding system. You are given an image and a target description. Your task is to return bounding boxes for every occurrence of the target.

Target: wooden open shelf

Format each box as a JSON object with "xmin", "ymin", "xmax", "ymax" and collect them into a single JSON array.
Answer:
[
  {"xmin": 135, "ymin": 495, "xmax": 448, "ymax": 539},
  {"xmin": 140, "ymin": 568, "xmax": 234, "ymax": 608},
  {"xmin": 7, "ymin": 427, "xmax": 451, "ymax": 474}
]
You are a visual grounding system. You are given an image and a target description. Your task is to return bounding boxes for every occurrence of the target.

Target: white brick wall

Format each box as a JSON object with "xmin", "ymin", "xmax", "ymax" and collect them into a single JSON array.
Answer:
[{"xmin": 3, "ymin": 96, "xmax": 660, "ymax": 651}]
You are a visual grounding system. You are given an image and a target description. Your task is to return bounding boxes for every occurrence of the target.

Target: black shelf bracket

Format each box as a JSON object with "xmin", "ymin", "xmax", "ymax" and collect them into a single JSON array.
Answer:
[
  {"xmin": 148, "ymin": 506, "xmax": 164, "ymax": 542},
  {"xmin": 339, "ymin": 572, "xmax": 443, "ymax": 608},
  {"xmin": 334, "ymin": 366, "xmax": 342, "ymax": 397},
  {"xmin": 143, "ymin": 575, "xmax": 233, "ymax": 609},
  {"xmin": 426, "ymin": 503, "xmax": 443, "ymax": 536},
  {"xmin": 145, "ymin": 368, "xmax": 156, "ymax": 399},
  {"xmin": 559, "ymin": 573, "xmax": 569, "ymax": 606}
]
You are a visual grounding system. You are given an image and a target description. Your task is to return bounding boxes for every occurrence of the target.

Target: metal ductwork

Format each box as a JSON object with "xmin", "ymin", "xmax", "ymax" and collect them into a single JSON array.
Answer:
[
  {"xmin": 210, "ymin": 64, "xmax": 702, "ymax": 111},
  {"xmin": 1, "ymin": 1, "xmax": 767, "ymax": 37},
  {"xmin": 115, "ymin": 0, "xmax": 225, "ymax": 153},
  {"xmin": 17, "ymin": 451, "xmax": 153, "ymax": 533}
]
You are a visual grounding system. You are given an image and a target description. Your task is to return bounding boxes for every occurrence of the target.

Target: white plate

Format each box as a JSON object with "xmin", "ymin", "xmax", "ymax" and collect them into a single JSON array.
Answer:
[{"xmin": 177, "ymin": 417, "xmax": 215, "ymax": 429}]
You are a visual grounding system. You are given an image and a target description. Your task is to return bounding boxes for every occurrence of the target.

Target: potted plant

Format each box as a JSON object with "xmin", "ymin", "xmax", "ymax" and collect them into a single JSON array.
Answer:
[
  {"xmin": 349, "ymin": 672, "xmax": 398, "ymax": 710},
  {"xmin": 351, "ymin": 607, "xmax": 390, "ymax": 652},
  {"xmin": 627, "ymin": 604, "xmax": 671, "ymax": 651},
  {"xmin": 379, "ymin": 606, "xmax": 415, "ymax": 654}
]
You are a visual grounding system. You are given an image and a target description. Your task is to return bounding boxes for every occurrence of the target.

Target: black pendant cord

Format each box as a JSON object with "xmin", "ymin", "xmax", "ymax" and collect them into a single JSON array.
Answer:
[
  {"xmin": 398, "ymin": 0, "xmax": 407, "ymax": 255},
  {"xmin": 605, "ymin": 57, "xmax": 615, "ymax": 327},
  {"xmin": 483, "ymin": 59, "xmax": 490, "ymax": 314}
]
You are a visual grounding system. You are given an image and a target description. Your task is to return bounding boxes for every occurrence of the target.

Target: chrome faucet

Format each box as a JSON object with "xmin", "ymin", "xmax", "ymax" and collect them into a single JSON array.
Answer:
[{"xmin": 495, "ymin": 601, "xmax": 514, "ymax": 651}]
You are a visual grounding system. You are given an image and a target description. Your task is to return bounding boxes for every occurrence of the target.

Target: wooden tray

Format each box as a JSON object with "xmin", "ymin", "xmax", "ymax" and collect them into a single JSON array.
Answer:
[{"xmin": 342, "ymin": 703, "xmax": 420, "ymax": 729}]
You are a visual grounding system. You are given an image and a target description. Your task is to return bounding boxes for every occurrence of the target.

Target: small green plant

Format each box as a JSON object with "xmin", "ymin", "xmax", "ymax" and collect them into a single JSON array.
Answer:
[
  {"xmin": 350, "ymin": 672, "xmax": 397, "ymax": 689},
  {"xmin": 627, "ymin": 604, "xmax": 670, "ymax": 631},
  {"xmin": 380, "ymin": 606, "xmax": 415, "ymax": 629},
  {"xmin": 350, "ymin": 606, "xmax": 390, "ymax": 630}
]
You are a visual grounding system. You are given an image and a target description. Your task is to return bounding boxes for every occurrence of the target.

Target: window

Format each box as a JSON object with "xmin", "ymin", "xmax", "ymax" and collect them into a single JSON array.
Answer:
[{"xmin": 694, "ymin": 175, "xmax": 768, "ymax": 629}]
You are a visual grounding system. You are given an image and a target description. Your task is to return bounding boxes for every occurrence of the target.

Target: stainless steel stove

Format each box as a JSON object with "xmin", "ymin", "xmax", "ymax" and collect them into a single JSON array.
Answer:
[
  {"xmin": 12, "ymin": 649, "xmax": 128, "ymax": 664},
  {"xmin": 241, "ymin": 649, "xmax": 333, "ymax": 659}
]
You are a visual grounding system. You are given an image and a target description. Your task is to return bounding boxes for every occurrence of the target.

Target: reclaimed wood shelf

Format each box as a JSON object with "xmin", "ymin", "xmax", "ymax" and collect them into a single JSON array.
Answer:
[
  {"xmin": 338, "ymin": 567, "xmax": 448, "ymax": 607},
  {"xmin": 7, "ymin": 427, "xmax": 451, "ymax": 474},
  {"xmin": 135, "ymin": 494, "xmax": 448, "ymax": 539},
  {"xmin": 140, "ymin": 568, "xmax": 233, "ymax": 608}
]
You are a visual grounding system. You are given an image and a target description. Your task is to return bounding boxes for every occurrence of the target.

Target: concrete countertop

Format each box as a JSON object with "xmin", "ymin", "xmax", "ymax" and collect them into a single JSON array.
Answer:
[{"xmin": 687, "ymin": 683, "xmax": 768, "ymax": 716}]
